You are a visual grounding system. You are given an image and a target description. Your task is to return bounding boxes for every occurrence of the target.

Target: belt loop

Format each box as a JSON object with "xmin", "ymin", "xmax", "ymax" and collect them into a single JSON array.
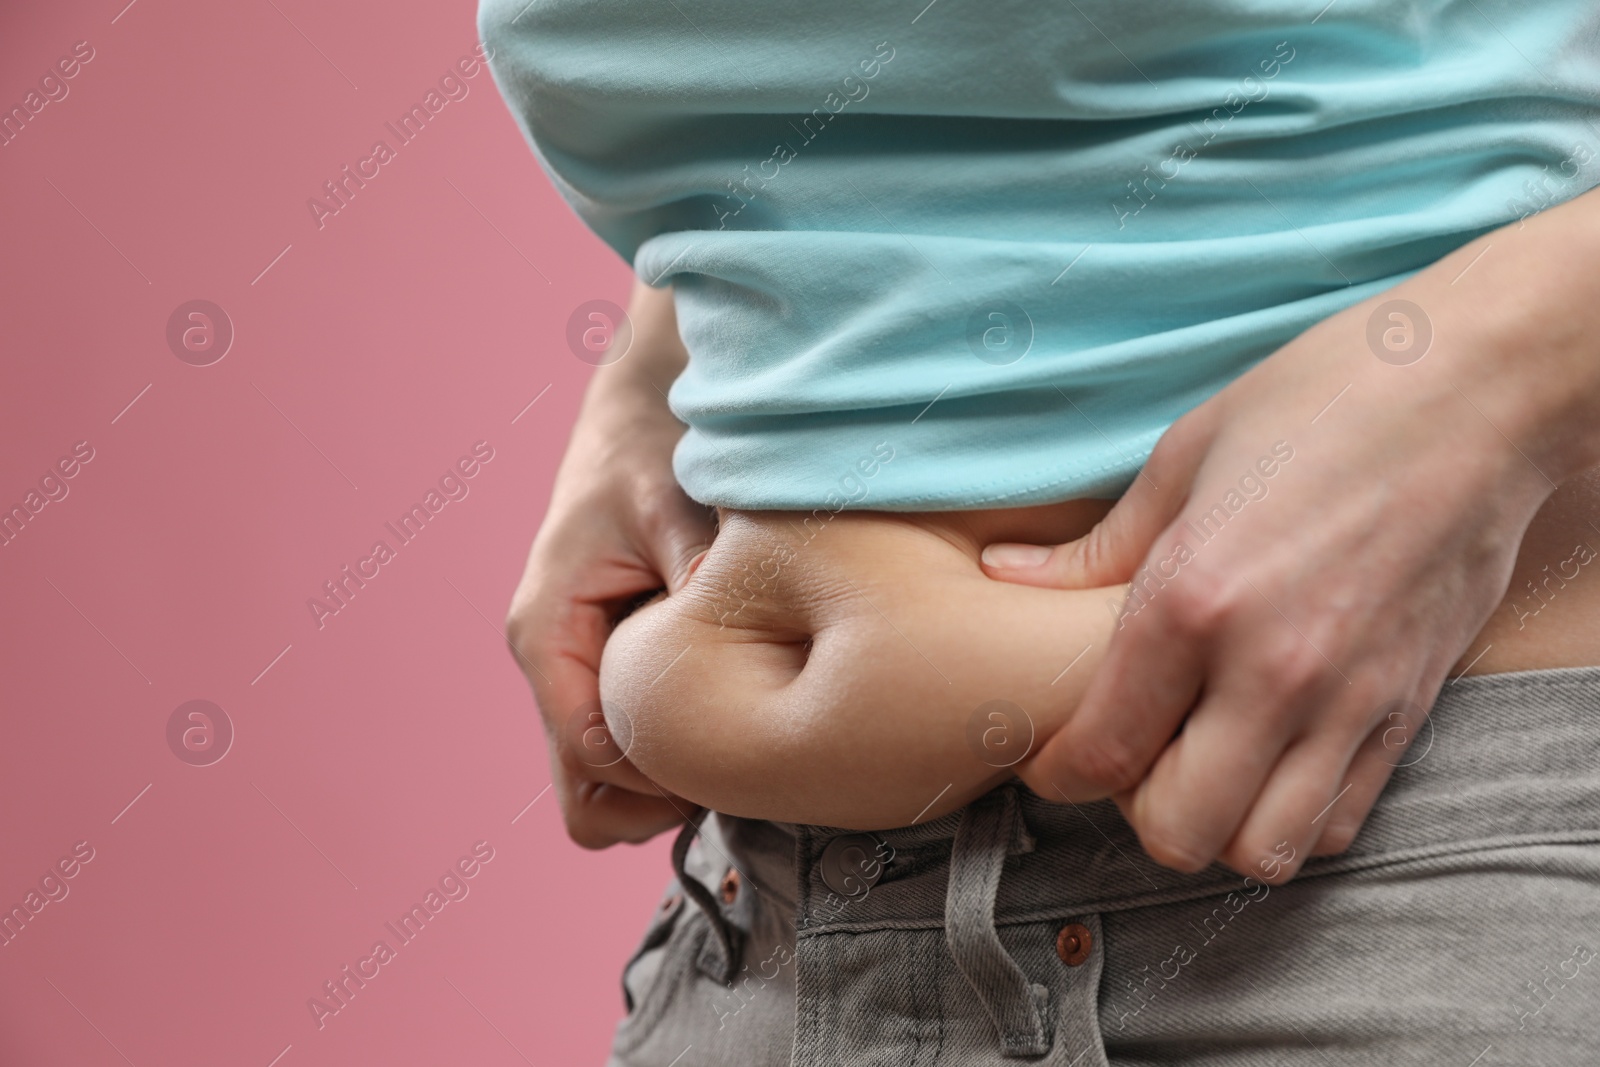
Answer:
[
  {"xmin": 671, "ymin": 813, "xmax": 745, "ymax": 985},
  {"xmin": 944, "ymin": 786, "xmax": 1053, "ymax": 1057}
]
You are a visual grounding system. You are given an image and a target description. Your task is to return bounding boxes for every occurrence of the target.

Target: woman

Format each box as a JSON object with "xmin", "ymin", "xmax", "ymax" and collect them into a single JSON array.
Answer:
[{"xmin": 484, "ymin": 0, "xmax": 1600, "ymax": 1062}]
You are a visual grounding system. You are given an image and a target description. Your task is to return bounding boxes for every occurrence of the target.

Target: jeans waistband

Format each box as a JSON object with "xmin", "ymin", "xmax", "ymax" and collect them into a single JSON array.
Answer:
[{"xmin": 710, "ymin": 665, "xmax": 1600, "ymax": 934}]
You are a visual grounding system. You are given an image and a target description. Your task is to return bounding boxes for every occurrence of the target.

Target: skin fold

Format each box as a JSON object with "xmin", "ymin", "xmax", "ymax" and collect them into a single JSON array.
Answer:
[{"xmin": 599, "ymin": 503, "xmax": 1124, "ymax": 829}]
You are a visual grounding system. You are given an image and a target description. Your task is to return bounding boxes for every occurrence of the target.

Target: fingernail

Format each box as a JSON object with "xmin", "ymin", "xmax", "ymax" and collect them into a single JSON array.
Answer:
[{"xmin": 982, "ymin": 543, "xmax": 1051, "ymax": 569}]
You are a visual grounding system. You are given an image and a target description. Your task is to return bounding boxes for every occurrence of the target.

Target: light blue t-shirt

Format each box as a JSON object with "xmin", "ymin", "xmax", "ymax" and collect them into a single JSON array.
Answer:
[{"xmin": 481, "ymin": 0, "xmax": 1600, "ymax": 510}]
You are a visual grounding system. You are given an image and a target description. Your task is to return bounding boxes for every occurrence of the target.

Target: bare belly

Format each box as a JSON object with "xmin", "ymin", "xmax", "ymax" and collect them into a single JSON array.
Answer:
[
  {"xmin": 604, "ymin": 466, "xmax": 1600, "ymax": 827},
  {"xmin": 716, "ymin": 462, "xmax": 1600, "ymax": 678},
  {"xmin": 1470, "ymin": 465, "xmax": 1600, "ymax": 674}
]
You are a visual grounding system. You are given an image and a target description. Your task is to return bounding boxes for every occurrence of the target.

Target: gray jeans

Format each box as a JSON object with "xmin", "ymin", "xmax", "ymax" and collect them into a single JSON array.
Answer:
[{"xmin": 607, "ymin": 667, "xmax": 1600, "ymax": 1065}]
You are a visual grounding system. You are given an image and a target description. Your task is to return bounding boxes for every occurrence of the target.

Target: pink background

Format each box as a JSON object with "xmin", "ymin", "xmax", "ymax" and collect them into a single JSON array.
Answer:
[{"xmin": 0, "ymin": 1, "xmax": 662, "ymax": 1063}]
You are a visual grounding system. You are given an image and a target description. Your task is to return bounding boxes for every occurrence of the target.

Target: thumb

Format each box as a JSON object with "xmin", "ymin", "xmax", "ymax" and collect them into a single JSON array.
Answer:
[
  {"xmin": 980, "ymin": 418, "xmax": 1210, "ymax": 588},
  {"xmin": 637, "ymin": 491, "xmax": 717, "ymax": 595}
]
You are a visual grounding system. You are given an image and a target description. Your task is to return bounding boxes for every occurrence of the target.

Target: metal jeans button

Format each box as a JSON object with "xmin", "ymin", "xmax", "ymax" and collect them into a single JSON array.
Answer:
[
  {"xmin": 1056, "ymin": 921, "xmax": 1093, "ymax": 966},
  {"xmin": 819, "ymin": 833, "xmax": 888, "ymax": 898}
]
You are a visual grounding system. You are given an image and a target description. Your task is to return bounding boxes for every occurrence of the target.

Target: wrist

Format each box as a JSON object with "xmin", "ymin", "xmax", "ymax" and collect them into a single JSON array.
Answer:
[
  {"xmin": 583, "ymin": 354, "xmax": 681, "ymax": 424},
  {"xmin": 555, "ymin": 370, "xmax": 684, "ymax": 508},
  {"xmin": 1407, "ymin": 197, "xmax": 1600, "ymax": 484},
  {"xmin": 582, "ymin": 279, "xmax": 688, "ymax": 415},
  {"xmin": 581, "ymin": 371, "xmax": 679, "ymax": 429}
]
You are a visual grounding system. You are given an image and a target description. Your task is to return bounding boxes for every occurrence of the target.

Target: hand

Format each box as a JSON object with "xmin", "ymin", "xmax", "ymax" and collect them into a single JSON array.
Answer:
[
  {"xmin": 506, "ymin": 281, "xmax": 714, "ymax": 849},
  {"xmin": 988, "ymin": 199, "xmax": 1600, "ymax": 881}
]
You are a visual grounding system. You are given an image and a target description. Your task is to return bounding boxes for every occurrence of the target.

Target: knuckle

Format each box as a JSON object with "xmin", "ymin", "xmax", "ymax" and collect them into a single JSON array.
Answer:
[
  {"xmin": 1371, "ymin": 688, "xmax": 1427, "ymax": 737},
  {"xmin": 560, "ymin": 784, "xmax": 616, "ymax": 851},
  {"xmin": 503, "ymin": 585, "xmax": 537, "ymax": 644},
  {"xmin": 505, "ymin": 596, "xmax": 566, "ymax": 679},
  {"xmin": 565, "ymin": 818, "xmax": 612, "ymax": 851},
  {"xmin": 504, "ymin": 606, "xmax": 534, "ymax": 658},
  {"xmin": 1267, "ymin": 640, "xmax": 1328, "ymax": 699},
  {"xmin": 1263, "ymin": 853, "xmax": 1303, "ymax": 884},
  {"xmin": 1151, "ymin": 413, "xmax": 1204, "ymax": 463},
  {"xmin": 1148, "ymin": 410, "xmax": 1218, "ymax": 478},
  {"xmin": 1078, "ymin": 521, "xmax": 1125, "ymax": 581},
  {"xmin": 1233, "ymin": 837, "xmax": 1301, "ymax": 884},
  {"xmin": 1067, "ymin": 528, "xmax": 1103, "ymax": 581},
  {"xmin": 1163, "ymin": 568, "xmax": 1239, "ymax": 636},
  {"xmin": 1138, "ymin": 824, "xmax": 1211, "ymax": 873},
  {"xmin": 1067, "ymin": 737, "xmax": 1148, "ymax": 794},
  {"xmin": 1014, "ymin": 757, "xmax": 1057, "ymax": 800},
  {"xmin": 1347, "ymin": 697, "xmax": 1397, "ymax": 743},
  {"xmin": 632, "ymin": 482, "xmax": 692, "ymax": 542},
  {"xmin": 1316, "ymin": 820, "xmax": 1360, "ymax": 855}
]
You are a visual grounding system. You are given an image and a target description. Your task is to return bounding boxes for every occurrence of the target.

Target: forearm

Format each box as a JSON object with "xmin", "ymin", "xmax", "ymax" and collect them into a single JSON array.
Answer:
[
  {"xmin": 514, "ymin": 278, "xmax": 700, "ymax": 613},
  {"xmin": 1391, "ymin": 184, "xmax": 1600, "ymax": 483},
  {"xmin": 541, "ymin": 280, "xmax": 689, "ymax": 516},
  {"xmin": 583, "ymin": 279, "xmax": 686, "ymax": 403}
]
